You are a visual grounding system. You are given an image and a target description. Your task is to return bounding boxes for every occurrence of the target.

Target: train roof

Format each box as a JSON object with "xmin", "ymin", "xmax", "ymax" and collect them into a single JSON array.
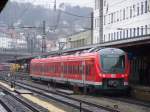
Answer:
[
  {"xmin": 31, "ymin": 48, "xmax": 126, "ymax": 63},
  {"xmin": 31, "ymin": 52, "xmax": 98, "ymax": 63}
]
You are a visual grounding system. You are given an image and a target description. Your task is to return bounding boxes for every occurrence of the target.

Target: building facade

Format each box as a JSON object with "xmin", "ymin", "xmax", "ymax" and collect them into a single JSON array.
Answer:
[
  {"xmin": 93, "ymin": 0, "xmax": 150, "ymax": 43},
  {"xmin": 0, "ymin": 34, "xmax": 27, "ymax": 50},
  {"xmin": 93, "ymin": 0, "xmax": 100, "ymax": 44},
  {"xmin": 67, "ymin": 30, "xmax": 92, "ymax": 48}
]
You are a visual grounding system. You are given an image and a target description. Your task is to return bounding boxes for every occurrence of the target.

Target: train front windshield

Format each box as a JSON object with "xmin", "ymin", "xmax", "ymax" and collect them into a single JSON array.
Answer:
[{"xmin": 101, "ymin": 55, "xmax": 125, "ymax": 74}]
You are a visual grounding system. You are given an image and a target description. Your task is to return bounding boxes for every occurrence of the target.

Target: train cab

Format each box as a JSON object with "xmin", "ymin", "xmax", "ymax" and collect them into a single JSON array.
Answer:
[{"xmin": 98, "ymin": 48, "xmax": 130, "ymax": 91}]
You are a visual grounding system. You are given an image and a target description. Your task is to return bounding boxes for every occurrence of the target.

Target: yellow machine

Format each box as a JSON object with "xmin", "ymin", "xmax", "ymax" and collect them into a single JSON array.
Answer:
[{"xmin": 10, "ymin": 64, "xmax": 21, "ymax": 72}]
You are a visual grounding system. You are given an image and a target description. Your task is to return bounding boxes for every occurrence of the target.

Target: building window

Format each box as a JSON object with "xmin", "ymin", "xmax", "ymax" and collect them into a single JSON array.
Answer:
[
  {"xmin": 133, "ymin": 28, "xmax": 136, "ymax": 37},
  {"xmin": 97, "ymin": 18, "xmax": 100, "ymax": 27},
  {"xmin": 117, "ymin": 32, "xmax": 119, "ymax": 39},
  {"xmin": 145, "ymin": 0, "xmax": 148, "ymax": 13},
  {"xmin": 130, "ymin": 28, "xmax": 132, "ymax": 37},
  {"xmin": 120, "ymin": 9, "xmax": 122, "ymax": 21},
  {"xmin": 145, "ymin": 25, "xmax": 148, "ymax": 34},
  {"xmin": 126, "ymin": 7, "xmax": 129, "ymax": 19},
  {"xmin": 114, "ymin": 12, "xmax": 116, "ymax": 23},
  {"xmin": 141, "ymin": 2, "xmax": 144, "ymax": 14},
  {"xmin": 137, "ymin": 3, "xmax": 140, "ymax": 15},
  {"xmin": 94, "ymin": 19, "xmax": 96, "ymax": 28},
  {"xmin": 130, "ymin": 6, "xmax": 132, "ymax": 18},
  {"xmin": 137, "ymin": 27, "xmax": 140, "ymax": 36},
  {"xmin": 111, "ymin": 33, "xmax": 113, "ymax": 40},
  {"xmin": 117, "ymin": 11, "xmax": 119, "ymax": 21},
  {"xmin": 123, "ymin": 8, "xmax": 125, "ymax": 20},
  {"xmin": 104, "ymin": 0, "xmax": 106, "ymax": 7},
  {"xmin": 95, "ymin": 0, "xmax": 100, "ymax": 10},
  {"xmin": 104, "ymin": 15, "xmax": 106, "ymax": 25},
  {"xmin": 109, "ymin": 33, "xmax": 111, "ymax": 41},
  {"xmin": 123, "ymin": 30, "xmax": 125, "ymax": 38},
  {"xmin": 103, "ymin": 34, "xmax": 106, "ymax": 42},
  {"xmin": 114, "ymin": 32, "xmax": 116, "ymax": 40},
  {"xmin": 111, "ymin": 13, "xmax": 113, "ymax": 23},
  {"xmin": 141, "ymin": 26, "xmax": 144, "ymax": 35},
  {"xmin": 126, "ymin": 29, "xmax": 128, "ymax": 38},
  {"xmin": 133, "ymin": 5, "xmax": 136, "ymax": 17},
  {"xmin": 148, "ymin": 25, "xmax": 150, "ymax": 34},
  {"xmin": 108, "ymin": 14, "xmax": 111, "ymax": 24},
  {"xmin": 120, "ymin": 31, "xmax": 122, "ymax": 39},
  {"xmin": 148, "ymin": 1, "xmax": 150, "ymax": 12}
]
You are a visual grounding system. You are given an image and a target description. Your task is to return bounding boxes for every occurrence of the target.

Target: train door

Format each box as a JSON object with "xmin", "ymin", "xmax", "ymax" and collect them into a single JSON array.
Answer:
[
  {"xmin": 85, "ymin": 59, "xmax": 95, "ymax": 82},
  {"xmin": 82, "ymin": 60, "xmax": 85, "ymax": 85},
  {"xmin": 42, "ymin": 63, "xmax": 45, "ymax": 76},
  {"xmin": 61, "ymin": 62, "xmax": 64, "ymax": 78}
]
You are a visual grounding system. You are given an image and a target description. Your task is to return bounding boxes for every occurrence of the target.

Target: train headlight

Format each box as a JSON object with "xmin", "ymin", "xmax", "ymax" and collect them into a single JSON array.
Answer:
[{"xmin": 121, "ymin": 74, "xmax": 124, "ymax": 77}]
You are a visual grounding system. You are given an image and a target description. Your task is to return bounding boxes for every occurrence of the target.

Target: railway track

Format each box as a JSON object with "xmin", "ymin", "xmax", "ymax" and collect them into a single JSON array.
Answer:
[
  {"xmin": 0, "ymin": 85, "xmax": 48, "ymax": 112},
  {"xmin": 1, "ymin": 72, "xmax": 150, "ymax": 111},
  {"xmin": 16, "ymin": 79, "xmax": 150, "ymax": 109},
  {"xmin": 0, "ymin": 98, "xmax": 12, "ymax": 112},
  {"xmin": 14, "ymin": 80, "xmax": 119, "ymax": 112}
]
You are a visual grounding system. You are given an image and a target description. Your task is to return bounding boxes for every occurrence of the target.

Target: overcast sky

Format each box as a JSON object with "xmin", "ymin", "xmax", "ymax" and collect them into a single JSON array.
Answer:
[{"xmin": 11, "ymin": 0, "xmax": 94, "ymax": 8}]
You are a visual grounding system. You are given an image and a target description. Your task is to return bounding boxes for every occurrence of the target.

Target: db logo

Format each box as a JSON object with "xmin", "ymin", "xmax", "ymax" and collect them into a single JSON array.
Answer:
[{"xmin": 111, "ymin": 74, "xmax": 116, "ymax": 78}]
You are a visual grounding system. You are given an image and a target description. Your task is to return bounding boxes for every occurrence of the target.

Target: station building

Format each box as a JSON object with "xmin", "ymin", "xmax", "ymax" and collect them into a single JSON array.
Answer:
[
  {"xmin": 93, "ymin": 0, "xmax": 150, "ymax": 98},
  {"xmin": 103, "ymin": 0, "xmax": 150, "ymax": 42},
  {"xmin": 93, "ymin": 0, "xmax": 150, "ymax": 43},
  {"xmin": 67, "ymin": 30, "xmax": 92, "ymax": 48}
]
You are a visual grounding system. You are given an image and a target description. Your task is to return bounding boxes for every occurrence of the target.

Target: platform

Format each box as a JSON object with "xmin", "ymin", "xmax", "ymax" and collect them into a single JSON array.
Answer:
[
  {"xmin": 14, "ymin": 89, "xmax": 32, "ymax": 94},
  {"xmin": 131, "ymin": 85, "xmax": 150, "ymax": 102}
]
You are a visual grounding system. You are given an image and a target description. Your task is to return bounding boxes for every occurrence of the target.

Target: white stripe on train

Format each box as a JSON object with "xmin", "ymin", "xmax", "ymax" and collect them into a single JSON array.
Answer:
[{"xmin": 30, "ymin": 75, "xmax": 102, "ymax": 86}]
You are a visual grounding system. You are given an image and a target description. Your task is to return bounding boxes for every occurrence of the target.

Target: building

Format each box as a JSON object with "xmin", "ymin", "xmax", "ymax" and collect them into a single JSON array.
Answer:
[
  {"xmin": 93, "ymin": 0, "xmax": 150, "ymax": 43},
  {"xmin": 0, "ymin": 32, "xmax": 27, "ymax": 51},
  {"xmin": 93, "ymin": 0, "xmax": 103, "ymax": 44},
  {"xmin": 67, "ymin": 30, "xmax": 92, "ymax": 48}
]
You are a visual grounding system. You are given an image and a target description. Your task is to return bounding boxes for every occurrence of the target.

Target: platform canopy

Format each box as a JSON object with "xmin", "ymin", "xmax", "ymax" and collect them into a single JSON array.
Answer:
[{"xmin": 0, "ymin": 0, "xmax": 8, "ymax": 12}]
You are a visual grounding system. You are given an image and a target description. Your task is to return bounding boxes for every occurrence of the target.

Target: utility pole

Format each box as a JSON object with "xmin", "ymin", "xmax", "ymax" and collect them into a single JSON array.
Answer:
[
  {"xmin": 42, "ymin": 21, "xmax": 46, "ymax": 53},
  {"xmin": 54, "ymin": 0, "xmax": 56, "ymax": 11},
  {"xmin": 99, "ymin": 0, "xmax": 103, "ymax": 43},
  {"xmin": 91, "ymin": 12, "xmax": 93, "ymax": 45}
]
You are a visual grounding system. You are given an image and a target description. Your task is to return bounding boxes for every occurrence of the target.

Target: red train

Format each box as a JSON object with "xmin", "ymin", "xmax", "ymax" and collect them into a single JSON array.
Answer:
[
  {"xmin": 30, "ymin": 48, "xmax": 130, "ymax": 91},
  {"xmin": 0, "ymin": 63, "xmax": 11, "ymax": 71}
]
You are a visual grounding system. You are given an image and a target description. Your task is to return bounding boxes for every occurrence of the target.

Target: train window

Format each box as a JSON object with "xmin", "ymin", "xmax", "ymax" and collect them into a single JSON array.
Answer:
[
  {"xmin": 63, "ymin": 66, "xmax": 65, "ymax": 74},
  {"xmin": 54, "ymin": 64, "xmax": 56, "ymax": 73},
  {"xmin": 75, "ymin": 65, "xmax": 78, "ymax": 74},
  {"xmin": 64, "ymin": 65, "xmax": 66, "ymax": 74},
  {"xmin": 78, "ymin": 65, "xmax": 80, "ymax": 74},
  {"xmin": 68, "ymin": 65, "xmax": 71, "ymax": 74},
  {"xmin": 72, "ymin": 65, "xmax": 74, "ymax": 74},
  {"xmin": 79, "ymin": 65, "xmax": 83, "ymax": 74},
  {"xmin": 53, "ymin": 65, "xmax": 54, "ymax": 73},
  {"xmin": 70, "ymin": 65, "xmax": 72, "ymax": 74},
  {"xmin": 49, "ymin": 65, "xmax": 51, "ymax": 72},
  {"xmin": 86, "ymin": 65, "xmax": 91, "ymax": 75},
  {"xmin": 63, "ymin": 65, "xmax": 66, "ymax": 74},
  {"xmin": 50, "ymin": 65, "xmax": 52, "ymax": 72}
]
